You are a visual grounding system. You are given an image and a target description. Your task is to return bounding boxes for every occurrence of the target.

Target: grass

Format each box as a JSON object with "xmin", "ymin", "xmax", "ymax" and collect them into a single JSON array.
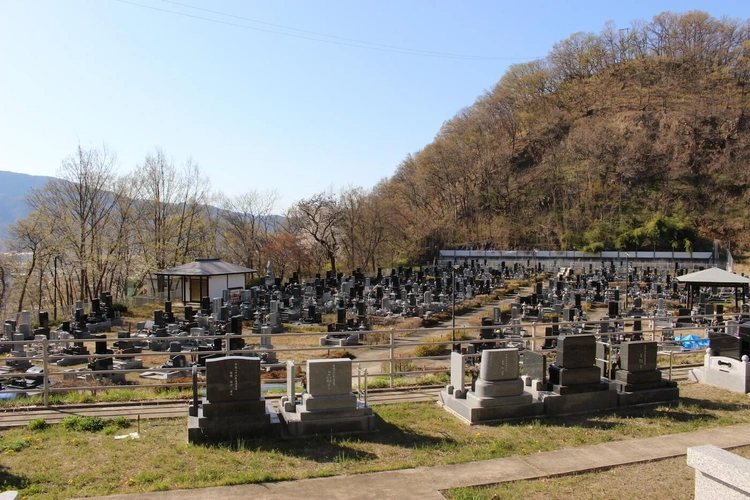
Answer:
[
  {"xmin": 445, "ymin": 445, "xmax": 750, "ymax": 500},
  {"xmin": 366, "ymin": 372, "xmax": 450, "ymax": 389},
  {"xmin": 658, "ymin": 352, "xmax": 705, "ymax": 365},
  {"xmin": 2, "ymin": 381, "xmax": 750, "ymax": 498},
  {"xmin": 0, "ymin": 386, "xmax": 195, "ymax": 409}
]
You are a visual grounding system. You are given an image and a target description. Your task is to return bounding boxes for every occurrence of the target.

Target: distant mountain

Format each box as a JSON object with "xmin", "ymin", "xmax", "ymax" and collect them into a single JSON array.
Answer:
[
  {"xmin": 0, "ymin": 170, "xmax": 54, "ymax": 245},
  {"xmin": 0, "ymin": 171, "xmax": 287, "ymax": 251}
]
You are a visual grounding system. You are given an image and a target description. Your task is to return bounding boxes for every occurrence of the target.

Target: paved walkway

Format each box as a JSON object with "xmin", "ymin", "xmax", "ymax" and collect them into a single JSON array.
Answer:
[{"xmin": 82, "ymin": 422, "xmax": 750, "ymax": 500}]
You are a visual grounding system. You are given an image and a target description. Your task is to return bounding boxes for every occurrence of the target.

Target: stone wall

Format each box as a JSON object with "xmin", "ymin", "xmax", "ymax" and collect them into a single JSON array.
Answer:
[{"xmin": 687, "ymin": 445, "xmax": 750, "ymax": 499}]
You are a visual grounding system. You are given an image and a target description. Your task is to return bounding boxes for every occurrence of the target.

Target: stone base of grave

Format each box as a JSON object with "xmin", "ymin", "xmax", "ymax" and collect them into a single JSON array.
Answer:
[
  {"xmin": 438, "ymin": 390, "xmax": 544, "ymax": 424},
  {"xmin": 280, "ymin": 401, "xmax": 376, "ymax": 437},
  {"xmin": 187, "ymin": 398, "xmax": 278, "ymax": 444},
  {"xmin": 616, "ymin": 385, "xmax": 680, "ymax": 406},
  {"xmin": 690, "ymin": 352, "xmax": 750, "ymax": 394},
  {"xmin": 535, "ymin": 386, "xmax": 619, "ymax": 416},
  {"xmin": 611, "ymin": 369, "xmax": 679, "ymax": 394}
]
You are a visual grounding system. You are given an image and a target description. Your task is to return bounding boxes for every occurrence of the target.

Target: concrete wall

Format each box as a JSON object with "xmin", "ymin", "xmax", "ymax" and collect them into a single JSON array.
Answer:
[{"xmin": 208, "ymin": 274, "xmax": 245, "ymax": 300}]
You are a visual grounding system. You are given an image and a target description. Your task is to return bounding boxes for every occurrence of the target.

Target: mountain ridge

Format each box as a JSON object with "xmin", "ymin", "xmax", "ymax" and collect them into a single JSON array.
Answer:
[{"xmin": 0, "ymin": 170, "xmax": 55, "ymax": 245}]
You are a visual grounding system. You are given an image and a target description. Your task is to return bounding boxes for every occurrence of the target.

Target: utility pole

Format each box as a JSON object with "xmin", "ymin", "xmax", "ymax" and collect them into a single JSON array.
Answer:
[
  {"xmin": 53, "ymin": 255, "xmax": 59, "ymax": 321},
  {"xmin": 625, "ymin": 252, "xmax": 630, "ymax": 313}
]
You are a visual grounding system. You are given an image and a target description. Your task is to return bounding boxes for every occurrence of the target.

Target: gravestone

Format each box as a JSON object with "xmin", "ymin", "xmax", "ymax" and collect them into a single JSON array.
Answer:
[
  {"xmin": 522, "ymin": 351, "xmax": 547, "ymax": 383},
  {"xmin": 187, "ymin": 356, "xmax": 276, "ymax": 443},
  {"xmin": 708, "ymin": 332, "xmax": 741, "ymax": 360},
  {"xmin": 614, "ymin": 341, "xmax": 678, "ymax": 405},
  {"xmin": 440, "ymin": 349, "xmax": 543, "ymax": 423},
  {"xmin": 691, "ymin": 346, "xmax": 750, "ymax": 394},
  {"xmin": 279, "ymin": 358, "xmax": 375, "ymax": 437},
  {"xmin": 532, "ymin": 334, "xmax": 618, "ymax": 415}
]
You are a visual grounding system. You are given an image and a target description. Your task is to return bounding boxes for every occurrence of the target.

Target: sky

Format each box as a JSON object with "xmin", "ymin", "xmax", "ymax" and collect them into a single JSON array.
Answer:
[{"xmin": 2, "ymin": 1, "xmax": 750, "ymax": 213}]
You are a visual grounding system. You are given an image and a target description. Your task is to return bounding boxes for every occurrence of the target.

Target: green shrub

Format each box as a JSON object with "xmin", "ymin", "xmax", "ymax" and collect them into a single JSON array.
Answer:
[
  {"xmin": 111, "ymin": 303, "xmax": 128, "ymax": 314},
  {"xmin": 0, "ymin": 437, "xmax": 31, "ymax": 452},
  {"xmin": 27, "ymin": 418, "xmax": 49, "ymax": 431},
  {"xmin": 102, "ymin": 417, "xmax": 131, "ymax": 435},
  {"xmin": 415, "ymin": 373, "xmax": 450, "ymax": 386},
  {"xmin": 111, "ymin": 416, "xmax": 131, "ymax": 429},
  {"xmin": 365, "ymin": 377, "xmax": 391, "ymax": 389},
  {"xmin": 61, "ymin": 415, "xmax": 107, "ymax": 432}
]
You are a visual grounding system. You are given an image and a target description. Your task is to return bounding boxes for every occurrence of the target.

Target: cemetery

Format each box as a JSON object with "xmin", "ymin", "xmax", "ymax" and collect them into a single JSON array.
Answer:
[
  {"xmin": 1, "ymin": 258, "xmax": 748, "ymax": 409},
  {"xmin": 2, "ymin": 257, "xmax": 750, "ymax": 498}
]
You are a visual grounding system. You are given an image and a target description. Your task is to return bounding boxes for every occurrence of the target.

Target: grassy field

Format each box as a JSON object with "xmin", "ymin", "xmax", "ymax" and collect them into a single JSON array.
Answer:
[{"xmin": 2, "ymin": 381, "xmax": 750, "ymax": 498}]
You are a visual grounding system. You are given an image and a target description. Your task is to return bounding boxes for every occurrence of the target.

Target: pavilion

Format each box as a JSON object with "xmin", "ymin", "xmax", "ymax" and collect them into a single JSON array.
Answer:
[
  {"xmin": 675, "ymin": 267, "xmax": 750, "ymax": 310},
  {"xmin": 154, "ymin": 258, "xmax": 256, "ymax": 303}
]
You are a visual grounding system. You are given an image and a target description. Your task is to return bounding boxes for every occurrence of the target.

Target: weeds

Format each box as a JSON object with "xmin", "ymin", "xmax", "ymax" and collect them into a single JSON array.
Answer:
[
  {"xmin": 60, "ymin": 416, "xmax": 108, "ymax": 432},
  {"xmin": 26, "ymin": 418, "xmax": 49, "ymax": 431}
]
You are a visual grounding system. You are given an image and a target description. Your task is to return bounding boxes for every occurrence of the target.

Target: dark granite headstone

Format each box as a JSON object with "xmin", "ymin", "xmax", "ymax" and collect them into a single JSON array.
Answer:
[
  {"xmin": 205, "ymin": 356, "xmax": 261, "ymax": 402},
  {"xmin": 620, "ymin": 341, "xmax": 657, "ymax": 372},
  {"xmin": 523, "ymin": 351, "xmax": 547, "ymax": 382},
  {"xmin": 556, "ymin": 334, "xmax": 596, "ymax": 368},
  {"xmin": 708, "ymin": 332, "xmax": 741, "ymax": 360}
]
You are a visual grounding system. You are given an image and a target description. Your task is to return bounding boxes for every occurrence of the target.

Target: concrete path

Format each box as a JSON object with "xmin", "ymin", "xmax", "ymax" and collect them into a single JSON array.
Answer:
[{"xmin": 82, "ymin": 422, "xmax": 750, "ymax": 500}]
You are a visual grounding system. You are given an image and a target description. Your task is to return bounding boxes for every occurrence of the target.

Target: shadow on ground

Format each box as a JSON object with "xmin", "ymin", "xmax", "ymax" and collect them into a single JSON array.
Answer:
[
  {"xmin": 194, "ymin": 413, "xmax": 453, "ymax": 463},
  {"xmin": 0, "ymin": 465, "xmax": 28, "ymax": 491}
]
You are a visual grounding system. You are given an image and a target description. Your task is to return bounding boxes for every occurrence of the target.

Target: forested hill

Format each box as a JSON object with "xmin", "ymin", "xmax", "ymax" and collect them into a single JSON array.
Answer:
[
  {"xmin": 0, "ymin": 171, "xmax": 52, "ymax": 244},
  {"xmin": 380, "ymin": 11, "xmax": 750, "ymax": 262}
]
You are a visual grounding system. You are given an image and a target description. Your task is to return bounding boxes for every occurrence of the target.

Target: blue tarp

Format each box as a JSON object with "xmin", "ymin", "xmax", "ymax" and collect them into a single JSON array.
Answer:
[{"xmin": 677, "ymin": 334, "xmax": 709, "ymax": 350}]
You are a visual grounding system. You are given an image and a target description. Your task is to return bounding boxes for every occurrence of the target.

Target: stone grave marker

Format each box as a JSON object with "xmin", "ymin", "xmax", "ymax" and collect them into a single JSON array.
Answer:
[
  {"xmin": 614, "ymin": 341, "xmax": 678, "ymax": 405},
  {"xmin": 280, "ymin": 357, "xmax": 375, "ymax": 436},
  {"xmin": 440, "ymin": 348, "xmax": 543, "ymax": 423},
  {"xmin": 188, "ymin": 356, "xmax": 274, "ymax": 443},
  {"xmin": 522, "ymin": 351, "xmax": 547, "ymax": 383}
]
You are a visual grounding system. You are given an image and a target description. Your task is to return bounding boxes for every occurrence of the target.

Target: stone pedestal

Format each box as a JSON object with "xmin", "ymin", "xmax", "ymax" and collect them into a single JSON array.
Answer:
[
  {"xmin": 280, "ymin": 358, "xmax": 375, "ymax": 437},
  {"xmin": 688, "ymin": 445, "xmax": 750, "ymax": 499},
  {"xmin": 440, "ymin": 349, "xmax": 543, "ymax": 424},
  {"xmin": 187, "ymin": 356, "xmax": 276, "ymax": 443}
]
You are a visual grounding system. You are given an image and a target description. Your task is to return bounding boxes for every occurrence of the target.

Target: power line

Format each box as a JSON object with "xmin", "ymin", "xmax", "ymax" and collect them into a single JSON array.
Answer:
[
  {"xmin": 160, "ymin": 0, "xmax": 529, "ymax": 60},
  {"xmin": 114, "ymin": 0, "xmax": 540, "ymax": 61}
]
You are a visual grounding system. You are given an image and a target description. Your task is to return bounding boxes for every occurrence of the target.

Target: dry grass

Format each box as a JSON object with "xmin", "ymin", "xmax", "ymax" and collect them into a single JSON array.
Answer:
[
  {"xmin": 2, "ymin": 381, "xmax": 750, "ymax": 498},
  {"xmin": 446, "ymin": 445, "xmax": 750, "ymax": 500}
]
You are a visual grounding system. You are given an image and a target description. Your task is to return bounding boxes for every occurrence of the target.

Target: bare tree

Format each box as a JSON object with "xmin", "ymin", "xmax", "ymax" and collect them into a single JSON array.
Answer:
[
  {"xmin": 26, "ymin": 144, "xmax": 120, "ymax": 300},
  {"xmin": 130, "ymin": 149, "xmax": 212, "ymax": 293},
  {"xmin": 217, "ymin": 189, "xmax": 279, "ymax": 269},
  {"xmin": 286, "ymin": 190, "xmax": 343, "ymax": 274}
]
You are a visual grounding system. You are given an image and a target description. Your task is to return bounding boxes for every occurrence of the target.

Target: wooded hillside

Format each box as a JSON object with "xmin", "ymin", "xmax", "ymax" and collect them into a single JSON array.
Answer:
[
  {"xmin": 4, "ymin": 10, "xmax": 750, "ymax": 313},
  {"xmin": 378, "ymin": 11, "xmax": 750, "ymax": 261}
]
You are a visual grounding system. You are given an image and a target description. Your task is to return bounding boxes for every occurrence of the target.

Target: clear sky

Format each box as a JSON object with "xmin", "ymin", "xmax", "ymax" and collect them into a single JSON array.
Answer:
[{"xmin": 2, "ymin": 1, "xmax": 749, "ymax": 212}]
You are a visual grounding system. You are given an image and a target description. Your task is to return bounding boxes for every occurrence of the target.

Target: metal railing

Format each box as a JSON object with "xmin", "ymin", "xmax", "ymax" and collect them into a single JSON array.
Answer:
[{"xmin": 0, "ymin": 314, "xmax": 725, "ymax": 407}]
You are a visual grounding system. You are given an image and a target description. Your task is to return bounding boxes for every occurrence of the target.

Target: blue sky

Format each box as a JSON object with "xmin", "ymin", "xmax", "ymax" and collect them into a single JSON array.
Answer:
[{"xmin": 2, "ymin": 0, "xmax": 749, "ymax": 212}]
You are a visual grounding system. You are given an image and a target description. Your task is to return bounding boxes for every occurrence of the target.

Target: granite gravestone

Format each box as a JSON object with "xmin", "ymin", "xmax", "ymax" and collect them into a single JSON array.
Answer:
[
  {"xmin": 530, "ymin": 334, "xmax": 617, "ymax": 415},
  {"xmin": 188, "ymin": 356, "xmax": 275, "ymax": 443},
  {"xmin": 548, "ymin": 335, "xmax": 604, "ymax": 393},
  {"xmin": 522, "ymin": 351, "xmax": 547, "ymax": 384},
  {"xmin": 280, "ymin": 358, "xmax": 375, "ymax": 436},
  {"xmin": 440, "ymin": 349, "xmax": 542, "ymax": 424},
  {"xmin": 614, "ymin": 341, "xmax": 678, "ymax": 404}
]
